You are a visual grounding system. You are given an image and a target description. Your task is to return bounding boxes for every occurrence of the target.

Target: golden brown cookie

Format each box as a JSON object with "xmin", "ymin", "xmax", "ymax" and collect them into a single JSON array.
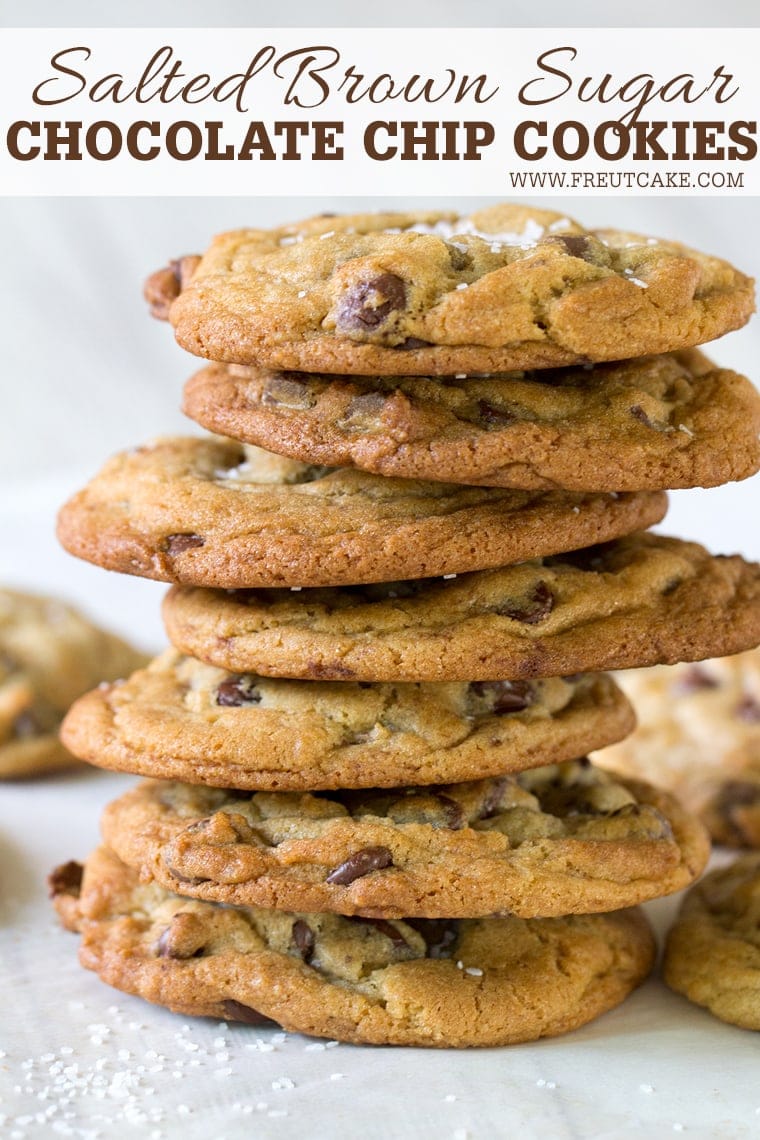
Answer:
[
  {"xmin": 56, "ymin": 438, "xmax": 667, "ymax": 589},
  {"xmin": 100, "ymin": 761, "xmax": 709, "ymax": 919},
  {"xmin": 162, "ymin": 534, "xmax": 760, "ymax": 682},
  {"xmin": 182, "ymin": 350, "xmax": 760, "ymax": 492},
  {"xmin": 594, "ymin": 650, "xmax": 760, "ymax": 847},
  {"xmin": 146, "ymin": 205, "xmax": 754, "ymax": 375},
  {"xmin": 61, "ymin": 651, "xmax": 631, "ymax": 790},
  {"xmin": 0, "ymin": 588, "xmax": 147, "ymax": 779},
  {"xmin": 51, "ymin": 845, "xmax": 656, "ymax": 1047},
  {"xmin": 664, "ymin": 853, "xmax": 760, "ymax": 1030}
]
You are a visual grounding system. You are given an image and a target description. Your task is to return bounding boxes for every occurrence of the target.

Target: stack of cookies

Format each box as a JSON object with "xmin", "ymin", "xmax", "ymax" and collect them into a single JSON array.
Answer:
[{"xmin": 52, "ymin": 204, "xmax": 760, "ymax": 1048}]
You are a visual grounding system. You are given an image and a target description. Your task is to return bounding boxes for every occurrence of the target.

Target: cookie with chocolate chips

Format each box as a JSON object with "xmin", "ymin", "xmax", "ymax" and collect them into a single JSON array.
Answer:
[
  {"xmin": 162, "ymin": 534, "xmax": 760, "ymax": 682},
  {"xmin": 0, "ymin": 588, "xmax": 147, "ymax": 779},
  {"xmin": 594, "ymin": 648, "xmax": 760, "ymax": 847},
  {"xmin": 60, "ymin": 650, "xmax": 632, "ymax": 789},
  {"xmin": 182, "ymin": 349, "xmax": 760, "ymax": 492},
  {"xmin": 664, "ymin": 853, "xmax": 760, "ymax": 1030},
  {"xmin": 56, "ymin": 437, "xmax": 666, "ymax": 589},
  {"xmin": 100, "ymin": 760, "xmax": 708, "ymax": 919},
  {"xmin": 145, "ymin": 204, "xmax": 754, "ymax": 375},
  {"xmin": 52, "ymin": 845, "xmax": 656, "ymax": 1046}
]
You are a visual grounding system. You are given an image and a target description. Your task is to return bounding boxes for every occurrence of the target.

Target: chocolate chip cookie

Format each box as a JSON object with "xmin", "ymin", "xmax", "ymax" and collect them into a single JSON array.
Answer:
[
  {"xmin": 664, "ymin": 853, "xmax": 760, "ymax": 1030},
  {"xmin": 60, "ymin": 652, "xmax": 631, "ymax": 789},
  {"xmin": 100, "ymin": 760, "xmax": 709, "ymax": 919},
  {"xmin": 182, "ymin": 350, "xmax": 760, "ymax": 492},
  {"xmin": 56, "ymin": 438, "xmax": 666, "ymax": 589},
  {"xmin": 594, "ymin": 649, "xmax": 760, "ymax": 847},
  {"xmin": 0, "ymin": 588, "xmax": 147, "ymax": 779},
  {"xmin": 145, "ymin": 204, "xmax": 754, "ymax": 375},
  {"xmin": 51, "ymin": 845, "xmax": 656, "ymax": 1046},
  {"xmin": 162, "ymin": 534, "xmax": 760, "ymax": 682}
]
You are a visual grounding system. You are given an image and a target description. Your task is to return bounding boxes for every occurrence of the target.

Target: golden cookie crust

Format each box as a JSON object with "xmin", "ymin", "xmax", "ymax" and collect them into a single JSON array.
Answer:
[
  {"xmin": 61, "ymin": 652, "xmax": 632, "ymax": 789},
  {"xmin": 182, "ymin": 350, "xmax": 760, "ymax": 492},
  {"xmin": 0, "ymin": 588, "xmax": 147, "ymax": 779},
  {"xmin": 56, "ymin": 438, "xmax": 667, "ymax": 589},
  {"xmin": 101, "ymin": 762, "xmax": 709, "ymax": 919},
  {"xmin": 147, "ymin": 205, "xmax": 754, "ymax": 375},
  {"xmin": 594, "ymin": 650, "xmax": 760, "ymax": 847},
  {"xmin": 664, "ymin": 853, "xmax": 760, "ymax": 1030},
  {"xmin": 52, "ymin": 845, "xmax": 656, "ymax": 1047},
  {"xmin": 162, "ymin": 534, "xmax": 760, "ymax": 682}
]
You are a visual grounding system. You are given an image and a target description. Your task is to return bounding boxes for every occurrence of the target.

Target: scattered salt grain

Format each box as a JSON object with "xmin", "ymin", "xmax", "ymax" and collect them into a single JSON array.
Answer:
[
  {"xmin": 297, "ymin": 290, "xmax": 307, "ymax": 298},
  {"xmin": 678, "ymin": 424, "xmax": 695, "ymax": 438},
  {"xmin": 640, "ymin": 1084, "xmax": 655, "ymax": 1093},
  {"xmin": 271, "ymin": 1077, "xmax": 295, "ymax": 1091},
  {"xmin": 444, "ymin": 1094, "xmax": 457, "ymax": 1103},
  {"xmin": 464, "ymin": 967, "xmax": 483, "ymax": 977},
  {"xmin": 455, "ymin": 282, "xmax": 469, "ymax": 290},
  {"xmin": 330, "ymin": 1073, "xmax": 345, "ymax": 1081}
]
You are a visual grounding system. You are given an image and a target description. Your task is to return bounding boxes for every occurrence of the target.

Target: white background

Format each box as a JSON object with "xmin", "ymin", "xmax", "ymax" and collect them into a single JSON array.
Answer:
[{"xmin": 1, "ymin": 4, "xmax": 760, "ymax": 1140}]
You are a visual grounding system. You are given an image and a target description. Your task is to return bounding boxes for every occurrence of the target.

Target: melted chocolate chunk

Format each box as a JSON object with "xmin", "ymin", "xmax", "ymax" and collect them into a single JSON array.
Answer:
[
  {"xmin": 497, "ymin": 581, "xmax": 554, "ymax": 625},
  {"xmin": 736, "ymin": 696, "xmax": 760, "ymax": 724},
  {"xmin": 478, "ymin": 777, "xmax": 510, "ymax": 820},
  {"xmin": 350, "ymin": 916, "xmax": 410, "ymax": 950},
  {"xmin": 407, "ymin": 918, "xmax": 459, "ymax": 959},
  {"xmin": 630, "ymin": 405, "xmax": 656, "ymax": 429},
  {"xmin": 551, "ymin": 234, "xmax": 592, "ymax": 260},
  {"xmin": 671, "ymin": 666, "xmax": 720, "ymax": 696},
  {"xmin": 478, "ymin": 400, "xmax": 517, "ymax": 428},
  {"xmin": 395, "ymin": 337, "xmax": 433, "ymax": 350},
  {"xmin": 221, "ymin": 1000, "xmax": 278, "ymax": 1027},
  {"xmin": 165, "ymin": 533, "xmax": 205, "ymax": 555},
  {"xmin": 336, "ymin": 273, "xmax": 407, "ymax": 332},
  {"xmin": 216, "ymin": 676, "xmax": 261, "ymax": 707},
  {"xmin": 434, "ymin": 793, "xmax": 467, "ymax": 830},
  {"xmin": 262, "ymin": 375, "xmax": 315, "ymax": 409},
  {"xmin": 326, "ymin": 846, "xmax": 394, "ymax": 885},
  {"xmin": 291, "ymin": 919, "xmax": 315, "ymax": 963},
  {"xmin": 47, "ymin": 860, "xmax": 83, "ymax": 899},
  {"xmin": 470, "ymin": 680, "xmax": 535, "ymax": 714}
]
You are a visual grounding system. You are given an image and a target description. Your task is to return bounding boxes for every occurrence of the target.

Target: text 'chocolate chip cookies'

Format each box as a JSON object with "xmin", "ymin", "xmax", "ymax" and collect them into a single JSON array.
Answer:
[{"xmin": 54, "ymin": 202, "xmax": 759, "ymax": 1047}]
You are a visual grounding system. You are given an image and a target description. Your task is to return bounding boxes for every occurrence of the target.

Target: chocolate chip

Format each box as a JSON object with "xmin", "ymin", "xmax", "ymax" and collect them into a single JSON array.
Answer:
[
  {"xmin": 445, "ymin": 242, "xmax": 472, "ymax": 271},
  {"xmin": 165, "ymin": 533, "xmax": 205, "ymax": 554},
  {"xmin": 434, "ymin": 793, "xmax": 466, "ymax": 830},
  {"xmin": 262, "ymin": 375, "xmax": 316, "ymax": 410},
  {"xmin": 736, "ymin": 696, "xmax": 760, "ymax": 724},
  {"xmin": 47, "ymin": 860, "xmax": 83, "ymax": 899},
  {"xmin": 221, "ymin": 1000, "xmax": 278, "ymax": 1027},
  {"xmin": 478, "ymin": 777, "xmax": 510, "ymax": 820},
  {"xmin": 478, "ymin": 400, "xmax": 517, "ymax": 428},
  {"xmin": 671, "ymin": 666, "xmax": 720, "ymax": 696},
  {"xmin": 709, "ymin": 781, "xmax": 760, "ymax": 845},
  {"xmin": 470, "ymin": 680, "xmax": 535, "ymax": 714},
  {"xmin": 325, "ymin": 846, "xmax": 394, "ymax": 885},
  {"xmin": 497, "ymin": 581, "xmax": 554, "ymax": 625},
  {"xmin": 216, "ymin": 676, "xmax": 261, "ymax": 707},
  {"xmin": 551, "ymin": 234, "xmax": 592, "ymax": 260},
  {"xmin": 336, "ymin": 273, "xmax": 407, "ymax": 332},
  {"xmin": 395, "ymin": 337, "xmax": 433, "ymax": 350},
  {"xmin": 630, "ymin": 404, "xmax": 656, "ymax": 428},
  {"xmin": 291, "ymin": 919, "xmax": 315, "ymax": 963},
  {"xmin": 339, "ymin": 392, "xmax": 388, "ymax": 432},
  {"xmin": 350, "ymin": 917, "xmax": 410, "ymax": 950},
  {"xmin": 407, "ymin": 918, "xmax": 459, "ymax": 959}
]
